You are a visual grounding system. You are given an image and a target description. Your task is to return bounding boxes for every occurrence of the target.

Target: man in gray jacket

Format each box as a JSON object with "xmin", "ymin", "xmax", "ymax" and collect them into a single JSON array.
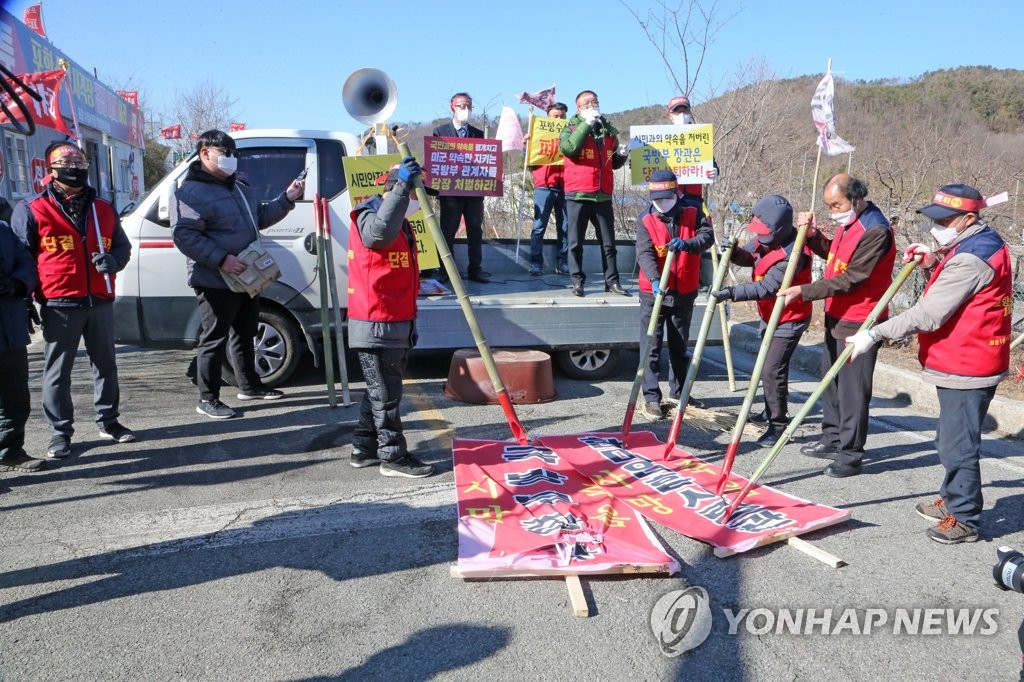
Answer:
[{"xmin": 171, "ymin": 130, "xmax": 304, "ymax": 419}]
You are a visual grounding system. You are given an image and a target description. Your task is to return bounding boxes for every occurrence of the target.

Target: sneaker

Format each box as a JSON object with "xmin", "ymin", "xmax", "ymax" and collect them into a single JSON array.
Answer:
[
  {"xmin": 926, "ymin": 515, "xmax": 979, "ymax": 544},
  {"xmin": 0, "ymin": 451, "xmax": 46, "ymax": 472},
  {"xmin": 529, "ymin": 264, "xmax": 542, "ymax": 276},
  {"xmin": 380, "ymin": 455, "xmax": 434, "ymax": 478},
  {"xmin": 350, "ymin": 449, "xmax": 381, "ymax": 468},
  {"xmin": 197, "ymin": 399, "xmax": 236, "ymax": 419},
  {"xmin": 45, "ymin": 434, "xmax": 71, "ymax": 459},
  {"xmin": 915, "ymin": 498, "xmax": 949, "ymax": 521},
  {"xmin": 99, "ymin": 421, "xmax": 136, "ymax": 443},
  {"xmin": 556, "ymin": 264, "xmax": 570, "ymax": 275},
  {"xmin": 237, "ymin": 388, "xmax": 284, "ymax": 401},
  {"xmin": 640, "ymin": 401, "xmax": 665, "ymax": 421}
]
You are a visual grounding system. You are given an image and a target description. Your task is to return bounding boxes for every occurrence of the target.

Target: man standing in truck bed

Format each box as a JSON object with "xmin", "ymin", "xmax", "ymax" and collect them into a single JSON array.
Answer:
[{"xmin": 171, "ymin": 130, "xmax": 303, "ymax": 419}]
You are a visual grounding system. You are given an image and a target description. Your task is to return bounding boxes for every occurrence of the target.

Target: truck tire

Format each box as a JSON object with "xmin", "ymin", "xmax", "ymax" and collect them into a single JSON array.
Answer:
[
  {"xmin": 555, "ymin": 348, "xmax": 619, "ymax": 380},
  {"xmin": 223, "ymin": 307, "xmax": 302, "ymax": 388}
]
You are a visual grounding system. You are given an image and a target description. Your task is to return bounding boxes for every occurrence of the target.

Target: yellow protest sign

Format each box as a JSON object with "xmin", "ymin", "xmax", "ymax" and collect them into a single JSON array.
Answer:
[
  {"xmin": 628, "ymin": 124, "xmax": 715, "ymax": 185},
  {"xmin": 526, "ymin": 115, "xmax": 567, "ymax": 166},
  {"xmin": 342, "ymin": 154, "xmax": 440, "ymax": 271}
]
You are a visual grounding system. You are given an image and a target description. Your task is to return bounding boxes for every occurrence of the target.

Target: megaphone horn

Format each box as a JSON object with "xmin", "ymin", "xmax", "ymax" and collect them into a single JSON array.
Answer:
[{"xmin": 342, "ymin": 68, "xmax": 398, "ymax": 125}]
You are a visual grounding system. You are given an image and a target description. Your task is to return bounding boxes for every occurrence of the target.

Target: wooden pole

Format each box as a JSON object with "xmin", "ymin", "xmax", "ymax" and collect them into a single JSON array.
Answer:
[
  {"xmin": 314, "ymin": 194, "xmax": 337, "ymax": 407},
  {"xmin": 320, "ymin": 197, "xmax": 351, "ymax": 406}
]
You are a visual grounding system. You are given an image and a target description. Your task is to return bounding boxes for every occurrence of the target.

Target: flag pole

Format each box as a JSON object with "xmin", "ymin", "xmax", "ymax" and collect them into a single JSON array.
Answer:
[
  {"xmin": 513, "ymin": 107, "xmax": 534, "ymax": 265},
  {"xmin": 57, "ymin": 58, "xmax": 112, "ymax": 295}
]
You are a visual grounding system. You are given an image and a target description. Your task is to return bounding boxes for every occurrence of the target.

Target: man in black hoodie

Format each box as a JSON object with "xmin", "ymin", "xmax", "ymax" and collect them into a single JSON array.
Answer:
[{"xmin": 171, "ymin": 130, "xmax": 304, "ymax": 419}]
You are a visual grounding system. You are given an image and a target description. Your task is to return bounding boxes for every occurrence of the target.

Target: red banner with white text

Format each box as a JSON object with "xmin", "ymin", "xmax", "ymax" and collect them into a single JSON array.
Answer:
[{"xmin": 0, "ymin": 69, "xmax": 74, "ymax": 136}]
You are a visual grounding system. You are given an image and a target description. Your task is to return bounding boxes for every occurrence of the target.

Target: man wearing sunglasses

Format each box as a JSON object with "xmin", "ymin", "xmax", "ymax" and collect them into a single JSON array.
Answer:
[
  {"xmin": 171, "ymin": 130, "xmax": 304, "ymax": 419},
  {"xmin": 12, "ymin": 142, "xmax": 134, "ymax": 459}
]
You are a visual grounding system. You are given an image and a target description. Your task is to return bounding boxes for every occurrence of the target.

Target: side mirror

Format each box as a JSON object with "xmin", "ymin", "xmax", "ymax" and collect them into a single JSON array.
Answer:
[
  {"xmin": 119, "ymin": 201, "xmax": 135, "ymax": 217},
  {"xmin": 157, "ymin": 180, "xmax": 174, "ymax": 222}
]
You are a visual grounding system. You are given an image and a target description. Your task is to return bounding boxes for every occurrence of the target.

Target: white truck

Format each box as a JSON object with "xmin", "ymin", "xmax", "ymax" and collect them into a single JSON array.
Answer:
[{"xmin": 114, "ymin": 129, "xmax": 723, "ymax": 387}]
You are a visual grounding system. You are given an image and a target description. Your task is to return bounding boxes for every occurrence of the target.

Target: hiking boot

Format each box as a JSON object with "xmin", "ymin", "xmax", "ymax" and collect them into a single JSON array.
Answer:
[
  {"xmin": 640, "ymin": 401, "xmax": 664, "ymax": 421},
  {"xmin": 197, "ymin": 399, "xmax": 236, "ymax": 419},
  {"xmin": 529, "ymin": 264, "xmax": 542, "ymax": 276},
  {"xmin": 99, "ymin": 421, "xmax": 136, "ymax": 443},
  {"xmin": 237, "ymin": 388, "xmax": 284, "ymax": 401},
  {"xmin": 915, "ymin": 498, "xmax": 949, "ymax": 521},
  {"xmin": 350, "ymin": 449, "xmax": 380, "ymax": 468},
  {"xmin": 926, "ymin": 515, "xmax": 979, "ymax": 544},
  {"xmin": 46, "ymin": 434, "xmax": 71, "ymax": 459},
  {"xmin": 0, "ymin": 451, "xmax": 46, "ymax": 472},
  {"xmin": 749, "ymin": 409, "xmax": 770, "ymax": 424},
  {"xmin": 757, "ymin": 423, "xmax": 788, "ymax": 445},
  {"xmin": 380, "ymin": 455, "xmax": 434, "ymax": 478}
]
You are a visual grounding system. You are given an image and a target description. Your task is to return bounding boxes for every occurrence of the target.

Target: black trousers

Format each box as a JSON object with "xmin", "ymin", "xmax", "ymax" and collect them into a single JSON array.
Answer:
[
  {"xmin": 0, "ymin": 346, "xmax": 30, "ymax": 460},
  {"xmin": 820, "ymin": 325, "xmax": 880, "ymax": 466},
  {"xmin": 639, "ymin": 292, "xmax": 696, "ymax": 404},
  {"xmin": 566, "ymin": 199, "xmax": 619, "ymax": 287},
  {"xmin": 935, "ymin": 385, "xmax": 995, "ymax": 529},
  {"xmin": 761, "ymin": 333, "xmax": 803, "ymax": 424},
  {"xmin": 438, "ymin": 196, "xmax": 485, "ymax": 276},
  {"xmin": 353, "ymin": 348, "xmax": 409, "ymax": 462},
  {"xmin": 195, "ymin": 287, "xmax": 262, "ymax": 401}
]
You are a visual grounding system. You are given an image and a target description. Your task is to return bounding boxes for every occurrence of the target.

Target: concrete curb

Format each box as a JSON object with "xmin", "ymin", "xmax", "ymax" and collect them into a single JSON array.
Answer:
[{"xmin": 729, "ymin": 321, "xmax": 1024, "ymax": 439}]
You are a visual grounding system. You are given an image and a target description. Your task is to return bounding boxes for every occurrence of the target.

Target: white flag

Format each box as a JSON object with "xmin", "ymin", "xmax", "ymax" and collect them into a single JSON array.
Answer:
[
  {"xmin": 811, "ymin": 72, "xmax": 855, "ymax": 156},
  {"xmin": 495, "ymin": 106, "xmax": 524, "ymax": 151}
]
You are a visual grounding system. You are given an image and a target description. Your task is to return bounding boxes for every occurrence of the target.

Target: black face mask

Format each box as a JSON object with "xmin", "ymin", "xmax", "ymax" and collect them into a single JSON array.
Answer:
[{"xmin": 53, "ymin": 167, "xmax": 89, "ymax": 188}]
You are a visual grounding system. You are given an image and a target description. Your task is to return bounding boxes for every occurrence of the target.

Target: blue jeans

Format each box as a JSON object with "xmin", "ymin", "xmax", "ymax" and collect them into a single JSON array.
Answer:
[{"xmin": 529, "ymin": 186, "xmax": 567, "ymax": 269}]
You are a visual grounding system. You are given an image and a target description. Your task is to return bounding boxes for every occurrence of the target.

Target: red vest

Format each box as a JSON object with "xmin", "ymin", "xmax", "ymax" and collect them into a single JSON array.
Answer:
[
  {"xmin": 347, "ymin": 198, "xmax": 419, "ymax": 322},
  {"xmin": 917, "ymin": 227, "xmax": 1012, "ymax": 376},
  {"xmin": 753, "ymin": 245, "xmax": 812, "ymax": 323},
  {"xmin": 531, "ymin": 164, "xmax": 563, "ymax": 189},
  {"xmin": 30, "ymin": 193, "xmax": 118, "ymax": 301},
  {"xmin": 562, "ymin": 127, "xmax": 615, "ymax": 195},
  {"xmin": 638, "ymin": 206, "xmax": 701, "ymax": 295},
  {"xmin": 823, "ymin": 206, "xmax": 895, "ymax": 322}
]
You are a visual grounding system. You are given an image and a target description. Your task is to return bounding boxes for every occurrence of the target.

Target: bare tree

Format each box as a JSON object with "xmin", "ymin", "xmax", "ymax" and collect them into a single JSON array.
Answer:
[{"xmin": 163, "ymin": 80, "xmax": 239, "ymax": 157}]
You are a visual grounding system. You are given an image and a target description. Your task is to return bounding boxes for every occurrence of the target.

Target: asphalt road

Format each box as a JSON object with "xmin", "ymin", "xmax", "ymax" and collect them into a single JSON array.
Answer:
[{"xmin": 1, "ymin": 339, "xmax": 1022, "ymax": 681}]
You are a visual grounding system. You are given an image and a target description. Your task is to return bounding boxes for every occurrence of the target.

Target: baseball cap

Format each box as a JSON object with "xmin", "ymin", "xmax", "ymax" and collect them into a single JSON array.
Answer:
[
  {"xmin": 667, "ymin": 96, "xmax": 691, "ymax": 113},
  {"xmin": 748, "ymin": 194, "xmax": 794, "ymax": 244},
  {"xmin": 916, "ymin": 184, "xmax": 985, "ymax": 221},
  {"xmin": 375, "ymin": 162, "xmax": 401, "ymax": 185},
  {"xmin": 649, "ymin": 169, "xmax": 678, "ymax": 200}
]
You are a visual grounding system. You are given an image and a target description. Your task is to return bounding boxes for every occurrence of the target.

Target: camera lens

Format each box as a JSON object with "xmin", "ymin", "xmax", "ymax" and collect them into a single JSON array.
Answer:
[{"xmin": 993, "ymin": 546, "xmax": 1024, "ymax": 592}]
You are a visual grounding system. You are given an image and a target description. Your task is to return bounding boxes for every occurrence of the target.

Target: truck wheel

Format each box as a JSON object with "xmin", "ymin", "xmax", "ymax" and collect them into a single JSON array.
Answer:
[
  {"xmin": 222, "ymin": 308, "xmax": 302, "ymax": 388},
  {"xmin": 555, "ymin": 348, "xmax": 619, "ymax": 380}
]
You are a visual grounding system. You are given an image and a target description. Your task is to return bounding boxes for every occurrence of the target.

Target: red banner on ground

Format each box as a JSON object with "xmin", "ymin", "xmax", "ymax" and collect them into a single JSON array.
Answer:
[
  {"xmin": 0, "ymin": 69, "xmax": 73, "ymax": 136},
  {"xmin": 536, "ymin": 431, "xmax": 849, "ymax": 555},
  {"xmin": 454, "ymin": 439, "xmax": 679, "ymax": 575},
  {"xmin": 423, "ymin": 136, "xmax": 503, "ymax": 197}
]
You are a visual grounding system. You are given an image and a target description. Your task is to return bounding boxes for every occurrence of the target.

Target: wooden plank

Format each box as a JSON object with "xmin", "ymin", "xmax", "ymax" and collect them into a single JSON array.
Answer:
[
  {"xmin": 565, "ymin": 575, "xmax": 589, "ymax": 618},
  {"xmin": 712, "ymin": 509, "xmax": 851, "ymax": 561},
  {"xmin": 786, "ymin": 536, "xmax": 845, "ymax": 568},
  {"xmin": 450, "ymin": 562, "xmax": 672, "ymax": 580}
]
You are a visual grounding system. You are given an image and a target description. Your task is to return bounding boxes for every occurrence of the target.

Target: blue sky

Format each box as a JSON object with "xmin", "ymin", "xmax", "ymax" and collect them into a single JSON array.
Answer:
[{"xmin": 3, "ymin": 0, "xmax": 1023, "ymax": 132}]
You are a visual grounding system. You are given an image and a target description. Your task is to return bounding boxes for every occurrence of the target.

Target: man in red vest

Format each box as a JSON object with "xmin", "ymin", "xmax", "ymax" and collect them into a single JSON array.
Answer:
[
  {"xmin": 347, "ymin": 158, "xmax": 433, "ymax": 478},
  {"xmin": 847, "ymin": 184, "xmax": 1011, "ymax": 544},
  {"xmin": 13, "ymin": 142, "xmax": 134, "ymax": 459},
  {"xmin": 711, "ymin": 195, "xmax": 812, "ymax": 444},
  {"xmin": 780, "ymin": 173, "xmax": 895, "ymax": 478},
  {"xmin": 527, "ymin": 102, "xmax": 569, "ymax": 276},
  {"xmin": 559, "ymin": 90, "xmax": 631, "ymax": 298},
  {"xmin": 635, "ymin": 169, "xmax": 714, "ymax": 420}
]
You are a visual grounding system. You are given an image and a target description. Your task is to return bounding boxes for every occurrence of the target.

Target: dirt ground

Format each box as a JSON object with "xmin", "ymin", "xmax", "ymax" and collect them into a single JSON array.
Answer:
[{"xmin": 727, "ymin": 300, "xmax": 1024, "ymax": 400}]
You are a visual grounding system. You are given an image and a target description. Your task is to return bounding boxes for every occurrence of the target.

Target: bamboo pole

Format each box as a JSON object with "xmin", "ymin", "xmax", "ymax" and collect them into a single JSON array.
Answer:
[
  {"xmin": 513, "ymin": 109, "xmax": 534, "ymax": 264},
  {"xmin": 705, "ymin": 187, "xmax": 736, "ymax": 391},
  {"xmin": 722, "ymin": 260, "xmax": 919, "ymax": 521},
  {"xmin": 621, "ymin": 249, "xmax": 677, "ymax": 442},
  {"xmin": 662, "ymin": 236, "xmax": 737, "ymax": 457},
  {"xmin": 1010, "ymin": 329, "xmax": 1024, "ymax": 351},
  {"xmin": 399, "ymin": 142, "xmax": 529, "ymax": 444}
]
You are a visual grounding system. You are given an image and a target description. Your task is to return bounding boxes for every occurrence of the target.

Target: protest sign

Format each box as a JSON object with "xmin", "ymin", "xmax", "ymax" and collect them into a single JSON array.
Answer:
[
  {"xmin": 423, "ymin": 137, "xmax": 503, "ymax": 197},
  {"xmin": 628, "ymin": 124, "xmax": 714, "ymax": 186},
  {"xmin": 526, "ymin": 115, "xmax": 567, "ymax": 166}
]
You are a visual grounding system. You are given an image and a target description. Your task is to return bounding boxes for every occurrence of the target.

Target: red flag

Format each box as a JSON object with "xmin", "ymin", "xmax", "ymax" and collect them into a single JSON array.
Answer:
[
  {"xmin": 115, "ymin": 90, "xmax": 139, "ymax": 108},
  {"xmin": 517, "ymin": 85, "xmax": 556, "ymax": 111},
  {"xmin": 229, "ymin": 121, "xmax": 246, "ymax": 132},
  {"xmin": 160, "ymin": 124, "xmax": 181, "ymax": 140},
  {"xmin": 23, "ymin": 4, "xmax": 46, "ymax": 38},
  {"xmin": 188, "ymin": 132, "xmax": 201, "ymax": 140},
  {"xmin": 0, "ymin": 69, "xmax": 73, "ymax": 136}
]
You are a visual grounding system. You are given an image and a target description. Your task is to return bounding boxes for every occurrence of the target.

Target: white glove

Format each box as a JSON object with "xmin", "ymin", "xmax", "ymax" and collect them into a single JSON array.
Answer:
[
  {"xmin": 846, "ymin": 329, "xmax": 879, "ymax": 361},
  {"xmin": 581, "ymin": 109, "xmax": 600, "ymax": 125},
  {"xmin": 706, "ymin": 166, "xmax": 719, "ymax": 181},
  {"xmin": 903, "ymin": 243, "xmax": 936, "ymax": 268},
  {"xmin": 617, "ymin": 143, "xmax": 630, "ymax": 157}
]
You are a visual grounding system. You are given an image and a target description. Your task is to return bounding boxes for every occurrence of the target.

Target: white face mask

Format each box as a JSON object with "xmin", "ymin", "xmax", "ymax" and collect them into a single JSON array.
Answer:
[
  {"xmin": 671, "ymin": 113, "xmax": 694, "ymax": 125},
  {"xmin": 929, "ymin": 226, "xmax": 958, "ymax": 246},
  {"xmin": 653, "ymin": 197, "xmax": 677, "ymax": 214},
  {"xmin": 454, "ymin": 108, "xmax": 470, "ymax": 124},
  {"xmin": 216, "ymin": 154, "xmax": 237, "ymax": 175},
  {"xmin": 830, "ymin": 208, "xmax": 856, "ymax": 226},
  {"xmin": 580, "ymin": 107, "xmax": 600, "ymax": 119}
]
